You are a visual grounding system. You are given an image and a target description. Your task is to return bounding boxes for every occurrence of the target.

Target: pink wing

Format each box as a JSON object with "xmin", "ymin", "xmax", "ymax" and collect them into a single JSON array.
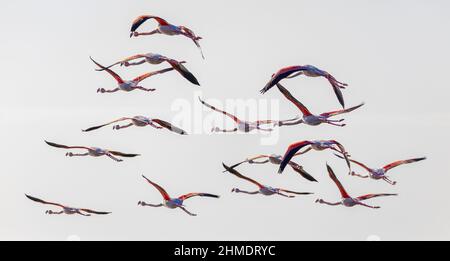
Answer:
[
  {"xmin": 276, "ymin": 84, "xmax": 312, "ymax": 116},
  {"xmin": 141, "ymin": 175, "xmax": 171, "ymax": 200},
  {"xmin": 178, "ymin": 193, "xmax": 219, "ymax": 201},
  {"xmin": 382, "ymin": 157, "xmax": 426, "ymax": 172},
  {"xmin": 356, "ymin": 193, "xmax": 397, "ymax": 201},
  {"xmin": 326, "ymin": 164, "xmax": 350, "ymax": 198},
  {"xmin": 90, "ymin": 57, "xmax": 124, "ymax": 84}
]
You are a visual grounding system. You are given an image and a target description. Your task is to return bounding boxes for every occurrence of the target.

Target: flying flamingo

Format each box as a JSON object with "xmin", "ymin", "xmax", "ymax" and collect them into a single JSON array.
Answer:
[
  {"xmin": 223, "ymin": 150, "xmax": 317, "ymax": 182},
  {"xmin": 278, "ymin": 140, "xmax": 351, "ymax": 174},
  {"xmin": 315, "ymin": 164, "xmax": 397, "ymax": 209},
  {"xmin": 90, "ymin": 56, "xmax": 174, "ymax": 93},
  {"xmin": 45, "ymin": 141, "xmax": 140, "ymax": 162},
  {"xmin": 222, "ymin": 163, "xmax": 313, "ymax": 198},
  {"xmin": 130, "ymin": 15, "xmax": 204, "ymax": 59},
  {"xmin": 335, "ymin": 154, "xmax": 426, "ymax": 185},
  {"xmin": 198, "ymin": 97, "xmax": 299, "ymax": 133},
  {"xmin": 25, "ymin": 194, "xmax": 111, "ymax": 216},
  {"xmin": 260, "ymin": 65, "xmax": 348, "ymax": 108},
  {"xmin": 138, "ymin": 175, "xmax": 219, "ymax": 216},
  {"xmin": 82, "ymin": 116, "xmax": 187, "ymax": 135},
  {"xmin": 276, "ymin": 84, "xmax": 364, "ymax": 127},
  {"xmin": 95, "ymin": 53, "xmax": 200, "ymax": 86}
]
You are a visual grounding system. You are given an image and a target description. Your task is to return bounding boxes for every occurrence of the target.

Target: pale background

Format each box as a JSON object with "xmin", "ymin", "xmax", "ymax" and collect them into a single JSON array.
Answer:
[{"xmin": 0, "ymin": 0, "xmax": 449, "ymax": 241}]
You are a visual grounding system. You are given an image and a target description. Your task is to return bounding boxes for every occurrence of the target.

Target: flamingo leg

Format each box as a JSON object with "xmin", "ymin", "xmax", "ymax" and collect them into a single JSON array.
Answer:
[
  {"xmin": 256, "ymin": 126, "xmax": 274, "ymax": 132},
  {"xmin": 148, "ymin": 122, "xmax": 164, "ymax": 129},
  {"xmin": 113, "ymin": 123, "xmax": 133, "ymax": 130},
  {"xmin": 277, "ymin": 192, "xmax": 295, "ymax": 198},
  {"xmin": 46, "ymin": 210, "xmax": 64, "ymax": 215},
  {"xmin": 285, "ymin": 71, "xmax": 304, "ymax": 79},
  {"xmin": 248, "ymin": 159, "xmax": 270, "ymax": 165},
  {"xmin": 66, "ymin": 152, "xmax": 89, "ymax": 157},
  {"xmin": 315, "ymin": 199, "xmax": 341, "ymax": 206},
  {"xmin": 383, "ymin": 177, "xmax": 397, "ymax": 185},
  {"xmin": 179, "ymin": 206, "xmax": 197, "ymax": 216},
  {"xmin": 106, "ymin": 154, "xmax": 123, "ymax": 162},
  {"xmin": 211, "ymin": 127, "xmax": 238, "ymax": 133},
  {"xmin": 326, "ymin": 120, "xmax": 346, "ymax": 127},
  {"xmin": 357, "ymin": 202, "xmax": 380, "ymax": 209},
  {"xmin": 138, "ymin": 201, "xmax": 163, "ymax": 207},
  {"xmin": 134, "ymin": 29, "xmax": 160, "ymax": 37},
  {"xmin": 97, "ymin": 88, "xmax": 119, "ymax": 93},
  {"xmin": 232, "ymin": 188, "xmax": 259, "ymax": 195},
  {"xmin": 350, "ymin": 171, "xmax": 369, "ymax": 178},
  {"xmin": 77, "ymin": 211, "xmax": 91, "ymax": 217},
  {"xmin": 123, "ymin": 60, "xmax": 146, "ymax": 67}
]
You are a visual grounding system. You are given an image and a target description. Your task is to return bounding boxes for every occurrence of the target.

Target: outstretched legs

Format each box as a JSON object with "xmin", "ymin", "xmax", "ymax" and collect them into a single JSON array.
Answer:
[
  {"xmin": 382, "ymin": 177, "xmax": 397, "ymax": 185},
  {"xmin": 357, "ymin": 202, "xmax": 380, "ymax": 209},
  {"xmin": 97, "ymin": 88, "xmax": 119, "ymax": 93},
  {"xmin": 138, "ymin": 201, "xmax": 164, "ymax": 207},
  {"xmin": 106, "ymin": 154, "xmax": 123, "ymax": 162},
  {"xmin": 211, "ymin": 127, "xmax": 238, "ymax": 133},
  {"xmin": 45, "ymin": 210, "xmax": 64, "ymax": 215},
  {"xmin": 66, "ymin": 152, "xmax": 89, "ymax": 157},
  {"xmin": 113, "ymin": 123, "xmax": 133, "ymax": 130},
  {"xmin": 179, "ymin": 206, "xmax": 197, "ymax": 216},
  {"xmin": 315, "ymin": 199, "xmax": 341, "ymax": 206},
  {"xmin": 277, "ymin": 192, "xmax": 295, "ymax": 198},
  {"xmin": 231, "ymin": 188, "xmax": 259, "ymax": 195}
]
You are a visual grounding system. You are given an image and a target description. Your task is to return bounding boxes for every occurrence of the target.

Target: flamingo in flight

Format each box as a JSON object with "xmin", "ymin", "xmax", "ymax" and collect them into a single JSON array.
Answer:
[
  {"xmin": 223, "ymin": 150, "xmax": 317, "ymax": 182},
  {"xmin": 95, "ymin": 53, "xmax": 200, "ymax": 86},
  {"xmin": 335, "ymin": 154, "xmax": 426, "ymax": 185},
  {"xmin": 260, "ymin": 65, "xmax": 348, "ymax": 108},
  {"xmin": 315, "ymin": 165, "xmax": 397, "ymax": 209},
  {"xmin": 82, "ymin": 116, "xmax": 187, "ymax": 135},
  {"xmin": 276, "ymin": 84, "xmax": 364, "ymax": 127},
  {"xmin": 90, "ymin": 56, "xmax": 174, "ymax": 93},
  {"xmin": 222, "ymin": 163, "xmax": 313, "ymax": 198},
  {"xmin": 130, "ymin": 15, "xmax": 204, "ymax": 59},
  {"xmin": 278, "ymin": 140, "xmax": 351, "ymax": 174},
  {"xmin": 138, "ymin": 175, "xmax": 219, "ymax": 216},
  {"xmin": 198, "ymin": 97, "xmax": 299, "ymax": 133},
  {"xmin": 45, "ymin": 141, "xmax": 140, "ymax": 162},
  {"xmin": 25, "ymin": 194, "xmax": 111, "ymax": 216}
]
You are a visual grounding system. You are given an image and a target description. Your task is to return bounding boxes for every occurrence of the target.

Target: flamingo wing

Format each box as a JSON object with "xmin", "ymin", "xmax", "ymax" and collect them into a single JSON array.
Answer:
[
  {"xmin": 79, "ymin": 208, "xmax": 112, "ymax": 215},
  {"xmin": 167, "ymin": 60, "xmax": 200, "ymax": 86},
  {"xmin": 82, "ymin": 117, "xmax": 131, "ymax": 132},
  {"xmin": 326, "ymin": 164, "xmax": 350, "ymax": 198},
  {"xmin": 278, "ymin": 141, "xmax": 312, "ymax": 174},
  {"xmin": 96, "ymin": 54, "xmax": 147, "ymax": 71},
  {"xmin": 276, "ymin": 84, "xmax": 312, "ymax": 116},
  {"xmin": 90, "ymin": 56, "xmax": 124, "ymax": 84},
  {"xmin": 320, "ymin": 103, "xmax": 364, "ymax": 118},
  {"xmin": 108, "ymin": 151, "xmax": 140, "ymax": 157},
  {"xmin": 260, "ymin": 66, "xmax": 307, "ymax": 94},
  {"xmin": 130, "ymin": 15, "xmax": 169, "ymax": 37},
  {"xmin": 279, "ymin": 189, "xmax": 314, "ymax": 195},
  {"xmin": 178, "ymin": 193, "xmax": 220, "ymax": 201},
  {"xmin": 141, "ymin": 175, "xmax": 171, "ymax": 200},
  {"xmin": 382, "ymin": 157, "xmax": 426, "ymax": 172},
  {"xmin": 288, "ymin": 161, "xmax": 318, "ymax": 182},
  {"xmin": 356, "ymin": 193, "xmax": 398, "ymax": 201},
  {"xmin": 44, "ymin": 141, "xmax": 89, "ymax": 150},
  {"xmin": 132, "ymin": 67, "xmax": 175, "ymax": 83},
  {"xmin": 25, "ymin": 194, "xmax": 64, "ymax": 208},
  {"xmin": 198, "ymin": 97, "xmax": 240, "ymax": 123},
  {"xmin": 151, "ymin": 119, "xmax": 187, "ymax": 135},
  {"xmin": 335, "ymin": 154, "xmax": 371, "ymax": 171},
  {"xmin": 222, "ymin": 163, "xmax": 264, "ymax": 188}
]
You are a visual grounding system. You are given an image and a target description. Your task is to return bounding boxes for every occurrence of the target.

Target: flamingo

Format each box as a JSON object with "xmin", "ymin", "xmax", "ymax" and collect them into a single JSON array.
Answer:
[
  {"xmin": 223, "ymin": 150, "xmax": 317, "ymax": 182},
  {"xmin": 315, "ymin": 164, "xmax": 397, "ymax": 209},
  {"xmin": 222, "ymin": 163, "xmax": 313, "ymax": 198},
  {"xmin": 90, "ymin": 56, "xmax": 174, "ymax": 93},
  {"xmin": 278, "ymin": 140, "xmax": 351, "ymax": 174},
  {"xmin": 25, "ymin": 194, "xmax": 111, "ymax": 216},
  {"xmin": 198, "ymin": 97, "xmax": 299, "ymax": 133},
  {"xmin": 335, "ymin": 154, "xmax": 426, "ymax": 185},
  {"xmin": 260, "ymin": 65, "xmax": 348, "ymax": 108},
  {"xmin": 130, "ymin": 15, "xmax": 204, "ymax": 59},
  {"xmin": 138, "ymin": 175, "xmax": 219, "ymax": 216},
  {"xmin": 45, "ymin": 141, "xmax": 140, "ymax": 162},
  {"xmin": 276, "ymin": 84, "xmax": 364, "ymax": 127},
  {"xmin": 95, "ymin": 53, "xmax": 200, "ymax": 86},
  {"xmin": 82, "ymin": 116, "xmax": 187, "ymax": 135}
]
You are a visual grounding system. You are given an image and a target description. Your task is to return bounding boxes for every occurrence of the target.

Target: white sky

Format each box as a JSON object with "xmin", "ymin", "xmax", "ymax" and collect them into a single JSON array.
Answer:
[{"xmin": 1, "ymin": 0, "xmax": 449, "ymax": 240}]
